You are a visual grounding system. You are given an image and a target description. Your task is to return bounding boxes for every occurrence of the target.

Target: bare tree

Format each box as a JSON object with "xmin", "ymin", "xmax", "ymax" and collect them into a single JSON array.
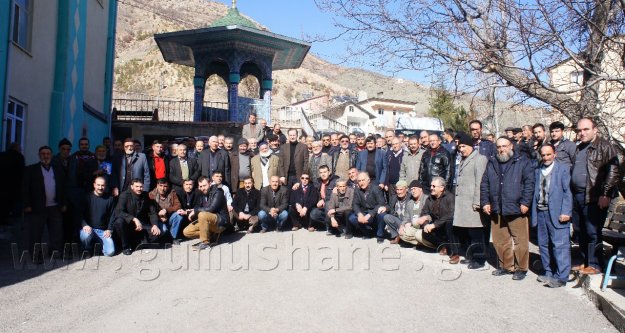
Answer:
[{"xmin": 316, "ymin": 0, "xmax": 625, "ymax": 142}]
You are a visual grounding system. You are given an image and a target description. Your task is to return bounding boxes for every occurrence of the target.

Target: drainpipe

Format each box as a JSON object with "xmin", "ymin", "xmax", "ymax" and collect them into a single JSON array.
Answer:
[
  {"xmin": 1, "ymin": 0, "xmax": 15, "ymax": 150},
  {"xmin": 102, "ymin": 0, "xmax": 118, "ymax": 138}
]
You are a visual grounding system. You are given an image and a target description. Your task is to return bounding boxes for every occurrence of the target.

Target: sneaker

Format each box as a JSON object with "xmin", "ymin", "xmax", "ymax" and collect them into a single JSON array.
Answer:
[
  {"xmin": 536, "ymin": 275, "xmax": 550, "ymax": 283},
  {"xmin": 376, "ymin": 237, "xmax": 384, "ymax": 244},
  {"xmin": 467, "ymin": 261, "xmax": 485, "ymax": 270},
  {"xmin": 546, "ymin": 279, "xmax": 565, "ymax": 288},
  {"xmin": 345, "ymin": 234, "xmax": 353, "ymax": 239},
  {"xmin": 492, "ymin": 268, "xmax": 512, "ymax": 276},
  {"xmin": 512, "ymin": 270, "xmax": 527, "ymax": 281},
  {"xmin": 191, "ymin": 242, "xmax": 201, "ymax": 248},
  {"xmin": 260, "ymin": 229, "xmax": 267, "ymax": 233},
  {"xmin": 198, "ymin": 242, "xmax": 211, "ymax": 251},
  {"xmin": 122, "ymin": 249, "xmax": 133, "ymax": 256},
  {"xmin": 460, "ymin": 259, "xmax": 472, "ymax": 265}
]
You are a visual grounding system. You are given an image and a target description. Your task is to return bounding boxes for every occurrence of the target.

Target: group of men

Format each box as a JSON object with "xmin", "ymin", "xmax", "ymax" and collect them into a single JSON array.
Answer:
[{"xmin": 18, "ymin": 112, "xmax": 624, "ymax": 289}]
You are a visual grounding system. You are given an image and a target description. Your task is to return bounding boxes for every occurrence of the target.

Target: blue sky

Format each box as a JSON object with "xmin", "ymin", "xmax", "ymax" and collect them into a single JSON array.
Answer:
[{"xmin": 217, "ymin": 0, "xmax": 428, "ymax": 84}]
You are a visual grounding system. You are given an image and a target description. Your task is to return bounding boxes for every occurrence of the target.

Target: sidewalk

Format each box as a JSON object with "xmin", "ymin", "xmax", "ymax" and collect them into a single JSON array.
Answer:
[{"xmin": 583, "ymin": 264, "xmax": 625, "ymax": 333}]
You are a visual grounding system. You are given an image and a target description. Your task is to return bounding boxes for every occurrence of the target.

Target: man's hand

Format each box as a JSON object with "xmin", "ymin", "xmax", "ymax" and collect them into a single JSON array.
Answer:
[
  {"xmin": 280, "ymin": 177, "xmax": 286, "ymax": 185},
  {"xmin": 151, "ymin": 225, "xmax": 161, "ymax": 236},
  {"xmin": 378, "ymin": 183, "xmax": 385, "ymax": 190},
  {"xmin": 384, "ymin": 185, "xmax": 389, "ymax": 191},
  {"xmin": 415, "ymin": 216, "xmax": 429, "ymax": 225},
  {"xmin": 176, "ymin": 209, "xmax": 187, "ymax": 216},
  {"xmin": 82, "ymin": 225, "xmax": 92, "ymax": 234},
  {"xmin": 327, "ymin": 209, "xmax": 336, "ymax": 216},
  {"xmin": 299, "ymin": 207, "xmax": 307, "ymax": 217},
  {"xmin": 598, "ymin": 196, "xmax": 611, "ymax": 209},
  {"xmin": 228, "ymin": 205, "xmax": 233, "ymax": 212},
  {"xmin": 332, "ymin": 187, "xmax": 338, "ymax": 194},
  {"xmin": 103, "ymin": 230, "xmax": 112, "ymax": 238},
  {"xmin": 317, "ymin": 200, "xmax": 324, "ymax": 208},
  {"xmin": 559, "ymin": 214, "xmax": 571, "ymax": 223},
  {"xmin": 424, "ymin": 224, "xmax": 435, "ymax": 233},
  {"xmin": 483, "ymin": 204, "xmax": 491, "ymax": 215},
  {"xmin": 520, "ymin": 205, "xmax": 529, "ymax": 215},
  {"xmin": 398, "ymin": 225, "xmax": 405, "ymax": 236},
  {"xmin": 188, "ymin": 211, "xmax": 195, "ymax": 221},
  {"xmin": 133, "ymin": 218, "xmax": 142, "ymax": 231},
  {"xmin": 113, "ymin": 188, "xmax": 119, "ymax": 197},
  {"xmin": 159, "ymin": 209, "xmax": 167, "ymax": 217},
  {"xmin": 377, "ymin": 206, "xmax": 386, "ymax": 214},
  {"xmin": 331, "ymin": 217, "xmax": 338, "ymax": 228}
]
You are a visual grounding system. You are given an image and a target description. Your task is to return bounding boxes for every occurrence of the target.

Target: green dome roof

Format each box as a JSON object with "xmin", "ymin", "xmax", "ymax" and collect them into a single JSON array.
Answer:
[{"xmin": 209, "ymin": 7, "xmax": 260, "ymax": 29}]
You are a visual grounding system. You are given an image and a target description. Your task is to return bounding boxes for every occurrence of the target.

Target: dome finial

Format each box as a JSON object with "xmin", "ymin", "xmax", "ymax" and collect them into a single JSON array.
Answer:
[{"xmin": 232, "ymin": 0, "xmax": 236, "ymax": 9}]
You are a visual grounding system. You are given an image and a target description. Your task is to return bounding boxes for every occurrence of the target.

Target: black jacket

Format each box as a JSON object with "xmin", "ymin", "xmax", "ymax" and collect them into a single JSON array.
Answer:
[
  {"xmin": 193, "ymin": 185, "xmax": 229, "ymax": 226},
  {"xmin": 260, "ymin": 186, "xmax": 289, "ymax": 212},
  {"xmin": 330, "ymin": 148, "xmax": 358, "ymax": 176},
  {"xmin": 177, "ymin": 189, "xmax": 199, "ymax": 210},
  {"xmin": 420, "ymin": 191, "xmax": 455, "ymax": 239},
  {"xmin": 352, "ymin": 184, "xmax": 387, "ymax": 218},
  {"xmin": 574, "ymin": 136, "xmax": 622, "ymax": 203},
  {"xmin": 419, "ymin": 147, "xmax": 452, "ymax": 188},
  {"xmin": 22, "ymin": 162, "xmax": 66, "ymax": 213},
  {"xmin": 315, "ymin": 175, "xmax": 340, "ymax": 202},
  {"xmin": 115, "ymin": 190, "xmax": 158, "ymax": 226},
  {"xmin": 480, "ymin": 154, "xmax": 535, "ymax": 216},
  {"xmin": 289, "ymin": 184, "xmax": 319, "ymax": 210},
  {"xmin": 169, "ymin": 157, "xmax": 200, "ymax": 188},
  {"xmin": 199, "ymin": 149, "xmax": 231, "ymax": 186},
  {"xmin": 147, "ymin": 152, "xmax": 170, "ymax": 190},
  {"xmin": 232, "ymin": 187, "xmax": 261, "ymax": 215}
]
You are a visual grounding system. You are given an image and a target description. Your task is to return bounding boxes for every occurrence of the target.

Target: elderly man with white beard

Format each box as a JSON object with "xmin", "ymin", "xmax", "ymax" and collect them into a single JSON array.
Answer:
[{"xmin": 480, "ymin": 136, "xmax": 535, "ymax": 281}]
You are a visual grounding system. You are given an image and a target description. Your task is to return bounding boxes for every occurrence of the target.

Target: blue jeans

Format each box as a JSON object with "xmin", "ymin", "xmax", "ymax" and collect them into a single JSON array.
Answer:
[
  {"xmin": 258, "ymin": 210, "xmax": 288, "ymax": 231},
  {"xmin": 167, "ymin": 213, "xmax": 185, "ymax": 239},
  {"xmin": 80, "ymin": 228, "xmax": 115, "ymax": 256},
  {"xmin": 537, "ymin": 210, "xmax": 571, "ymax": 282},
  {"xmin": 572, "ymin": 192, "xmax": 607, "ymax": 269}
]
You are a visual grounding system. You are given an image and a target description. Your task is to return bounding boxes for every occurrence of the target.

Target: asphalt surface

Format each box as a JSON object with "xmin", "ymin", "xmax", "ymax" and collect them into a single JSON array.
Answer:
[{"xmin": 0, "ymin": 230, "xmax": 617, "ymax": 332}]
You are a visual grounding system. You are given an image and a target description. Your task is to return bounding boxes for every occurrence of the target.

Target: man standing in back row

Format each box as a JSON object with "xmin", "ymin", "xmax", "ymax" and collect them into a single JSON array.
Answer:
[{"xmin": 279, "ymin": 129, "xmax": 309, "ymax": 187}]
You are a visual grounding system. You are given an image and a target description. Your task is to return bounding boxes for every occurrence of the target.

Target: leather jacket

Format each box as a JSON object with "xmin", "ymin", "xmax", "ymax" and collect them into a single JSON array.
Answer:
[
  {"xmin": 193, "ymin": 185, "xmax": 229, "ymax": 226},
  {"xmin": 574, "ymin": 136, "xmax": 622, "ymax": 203},
  {"xmin": 419, "ymin": 147, "xmax": 452, "ymax": 188},
  {"xmin": 331, "ymin": 148, "xmax": 358, "ymax": 174}
]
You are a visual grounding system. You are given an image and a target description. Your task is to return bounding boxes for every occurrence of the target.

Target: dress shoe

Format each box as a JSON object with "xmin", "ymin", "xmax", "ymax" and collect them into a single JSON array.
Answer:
[
  {"xmin": 390, "ymin": 236, "xmax": 400, "ymax": 244},
  {"xmin": 122, "ymin": 249, "xmax": 133, "ymax": 256},
  {"xmin": 376, "ymin": 237, "xmax": 384, "ymax": 244},
  {"xmin": 291, "ymin": 226, "xmax": 300, "ymax": 231},
  {"xmin": 580, "ymin": 266, "xmax": 601, "ymax": 275},
  {"xmin": 198, "ymin": 242, "xmax": 211, "ymax": 251},
  {"xmin": 460, "ymin": 259, "xmax": 472, "ymax": 265},
  {"xmin": 492, "ymin": 268, "xmax": 512, "ymax": 276},
  {"xmin": 172, "ymin": 239, "xmax": 181, "ymax": 245},
  {"xmin": 571, "ymin": 264, "xmax": 585, "ymax": 272},
  {"xmin": 546, "ymin": 279, "xmax": 565, "ymax": 288},
  {"xmin": 512, "ymin": 270, "xmax": 527, "ymax": 280},
  {"xmin": 536, "ymin": 275, "xmax": 550, "ymax": 283},
  {"xmin": 308, "ymin": 227, "xmax": 316, "ymax": 232},
  {"xmin": 438, "ymin": 247, "xmax": 448, "ymax": 256},
  {"xmin": 326, "ymin": 230, "xmax": 333, "ymax": 236},
  {"xmin": 468, "ymin": 261, "xmax": 485, "ymax": 270},
  {"xmin": 449, "ymin": 255, "xmax": 460, "ymax": 264},
  {"xmin": 260, "ymin": 228, "xmax": 267, "ymax": 233},
  {"xmin": 345, "ymin": 234, "xmax": 353, "ymax": 239}
]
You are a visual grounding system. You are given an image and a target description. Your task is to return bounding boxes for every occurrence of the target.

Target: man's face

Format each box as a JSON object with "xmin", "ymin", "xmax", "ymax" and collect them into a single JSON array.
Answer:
[
  {"xmin": 349, "ymin": 135, "xmax": 356, "ymax": 144},
  {"xmin": 269, "ymin": 139, "xmax": 280, "ymax": 150},
  {"xmin": 95, "ymin": 147, "xmax": 107, "ymax": 160},
  {"xmin": 274, "ymin": 124, "xmax": 281, "ymax": 134},
  {"xmin": 408, "ymin": 138, "xmax": 419, "ymax": 153},
  {"xmin": 300, "ymin": 174, "xmax": 310, "ymax": 186},
  {"xmin": 366, "ymin": 140, "xmax": 376, "ymax": 151},
  {"xmin": 429, "ymin": 135, "xmax": 441, "ymax": 149},
  {"xmin": 430, "ymin": 181, "xmax": 444, "ymax": 197},
  {"xmin": 178, "ymin": 145, "xmax": 187, "ymax": 158},
  {"xmin": 288, "ymin": 130, "xmax": 297, "ymax": 143},
  {"xmin": 514, "ymin": 131, "xmax": 523, "ymax": 141},
  {"xmin": 376, "ymin": 138, "xmax": 386, "ymax": 149},
  {"xmin": 79, "ymin": 139, "xmax": 89, "ymax": 152},
  {"xmin": 356, "ymin": 136, "xmax": 365, "ymax": 147},
  {"xmin": 330, "ymin": 134, "xmax": 339, "ymax": 146},
  {"xmin": 577, "ymin": 119, "xmax": 597, "ymax": 143},
  {"xmin": 336, "ymin": 182, "xmax": 347, "ymax": 194},
  {"xmin": 270, "ymin": 176, "xmax": 280, "ymax": 190},
  {"xmin": 183, "ymin": 180, "xmax": 194, "ymax": 193},
  {"xmin": 195, "ymin": 141, "xmax": 204, "ymax": 152},
  {"xmin": 322, "ymin": 136, "xmax": 331, "ymax": 147},
  {"xmin": 357, "ymin": 174, "xmax": 370, "ymax": 189},
  {"xmin": 419, "ymin": 132, "xmax": 429, "ymax": 147},
  {"xmin": 259, "ymin": 119, "xmax": 267, "ymax": 128},
  {"xmin": 212, "ymin": 173, "xmax": 223, "ymax": 185},
  {"xmin": 410, "ymin": 186, "xmax": 423, "ymax": 199},
  {"xmin": 152, "ymin": 143, "xmax": 163, "ymax": 155},
  {"xmin": 209, "ymin": 137, "xmax": 218, "ymax": 151},
  {"xmin": 134, "ymin": 142, "xmax": 142, "ymax": 152},
  {"xmin": 306, "ymin": 137, "xmax": 314, "ymax": 149},
  {"xmin": 550, "ymin": 128, "xmax": 564, "ymax": 141},
  {"xmin": 198, "ymin": 180, "xmax": 209, "ymax": 194},
  {"xmin": 496, "ymin": 138, "xmax": 513, "ymax": 156},
  {"xmin": 340, "ymin": 137, "xmax": 350, "ymax": 149},
  {"xmin": 458, "ymin": 144, "xmax": 474, "ymax": 158},
  {"xmin": 218, "ymin": 136, "xmax": 225, "ymax": 147},
  {"xmin": 113, "ymin": 141, "xmax": 123, "ymax": 152},
  {"xmin": 396, "ymin": 185, "xmax": 407, "ymax": 198},
  {"xmin": 249, "ymin": 114, "xmax": 257, "ymax": 124},
  {"xmin": 319, "ymin": 168, "xmax": 329, "ymax": 180},
  {"xmin": 157, "ymin": 182, "xmax": 169, "ymax": 196},
  {"xmin": 348, "ymin": 168, "xmax": 358, "ymax": 181},
  {"xmin": 59, "ymin": 144, "xmax": 71, "ymax": 159},
  {"xmin": 243, "ymin": 178, "xmax": 253, "ymax": 191},
  {"xmin": 170, "ymin": 144, "xmax": 178, "ymax": 156},
  {"xmin": 94, "ymin": 178, "xmax": 106, "ymax": 195},
  {"xmin": 224, "ymin": 139, "xmax": 234, "ymax": 151},
  {"xmin": 124, "ymin": 141, "xmax": 135, "ymax": 155},
  {"xmin": 248, "ymin": 139, "xmax": 257, "ymax": 150},
  {"xmin": 523, "ymin": 127, "xmax": 533, "ymax": 140},
  {"xmin": 540, "ymin": 146, "xmax": 556, "ymax": 166},
  {"xmin": 391, "ymin": 138, "xmax": 401, "ymax": 152},
  {"xmin": 533, "ymin": 127, "xmax": 545, "ymax": 142},
  {"xmin": 131, "ymin": 182, "xmax": 143, "ymax": 195},
  {"xmin": 469, "ymin": 123, "xmax": 482, "ymax": 139},
  {"xmin": 239, "ymin": 144, "xmax": 248, "ymax": 153},
  {"xmin": 103, "ymin": 138, "xmax": 111, "ymax": 146},
  {"xmin": 312, "ymin": 142, "xmax": 322, "ymax": 154},
  {"xmin": 385, "ymin": 131, "xmax": 394, "ymax": 143},
  {"xmin": 505, "ymin": 130, "xmax": 514, "ymax": 139}
]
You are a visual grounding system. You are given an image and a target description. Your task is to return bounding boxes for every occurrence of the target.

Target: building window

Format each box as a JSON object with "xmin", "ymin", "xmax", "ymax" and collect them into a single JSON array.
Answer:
[
  {"xmin": 347, "ymin": 121, "xmax": 359, "ymax": 127},
  {"xmin": 570, "ymin": 71, "xmax": 583, "ymax": 85},
  {"xmin": 378, "ymin": 108, "xmax": 384, "ymax": 115},
  {"xmin": 349, "ymin": 106, "xmax": 354, "ymax": 112},
  {"xmin": 12, "ymin": 0, "xmax": 32, "ymax": 50},
  {"xmin": 4, "ymin": 99, "xmax": 26, "ymax": 151}
]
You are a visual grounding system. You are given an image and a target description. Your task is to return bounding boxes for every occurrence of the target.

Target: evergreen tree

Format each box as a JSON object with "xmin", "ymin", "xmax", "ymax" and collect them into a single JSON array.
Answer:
[{"xmin": 428, "ymin": 87, "xmax": 469, "ymax": 132}]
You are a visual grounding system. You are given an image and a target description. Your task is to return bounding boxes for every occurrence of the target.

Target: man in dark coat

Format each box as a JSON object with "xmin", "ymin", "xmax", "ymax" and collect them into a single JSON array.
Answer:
[
  {"xmin": 289, "ymin": 173, "xmax": 319, "ymax": 231},
  {"xmin": 199, "ymin": 136, "xmax": 231, "ymax": 187},
  {"xmin": 279, "ymin": 129, "xmax": 309, "ymax": 187},
  {"xmin": 169, "ymin": 143, "xmax": 200, "ymax": 196},
  {"xmin": 347, "ymin": 171, "xmax": 387, "ymax": 243},
  {"xmin": 232, "ymin": 177, "xmax": 261, "ymax": 233},
  {"xmin": 111, "ymin": 138, "xmax": 151, "ymax": 195}
]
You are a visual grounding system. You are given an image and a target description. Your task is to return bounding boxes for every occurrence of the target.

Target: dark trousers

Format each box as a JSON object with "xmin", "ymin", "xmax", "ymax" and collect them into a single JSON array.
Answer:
[
  {"xmin": 114, "ymin": 217, "xmax": 167, "ymax": 250},
  {"xmin": 572, "ymin": 192, "xmax": 607, "ymax": 270},
  {"xmin": 289, "ymin": 207, "xmax": 312, "ymax": 228},
  {"xmin": 324, "ymin": 211, "xmax": 348, "ymax": 233},
  {"xmin": 452, "ymin": 227, "xmax": 486, "ymax": 264},
  {"xmin": 347, "ymin": 212, "xmax": 385, "ymax": 238},
  {"xmin": 537, "ymin": 210, "xmax": 571, "ymax": 282},
  {"xmin": 26, "ymin": 206, "xmax": 64, "ymax": 257}
]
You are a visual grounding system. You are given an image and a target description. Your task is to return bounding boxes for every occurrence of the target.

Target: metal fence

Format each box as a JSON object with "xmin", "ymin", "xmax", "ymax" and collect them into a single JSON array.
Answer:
[{"xmin": 112, "ymin": 99, "xmax": 230, "ymax": 122}]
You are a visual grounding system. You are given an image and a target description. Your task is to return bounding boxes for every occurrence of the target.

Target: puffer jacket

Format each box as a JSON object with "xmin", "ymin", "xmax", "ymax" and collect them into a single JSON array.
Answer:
[
  {"xmin": 480, "ymin": 153, "xmax": 535, "ymax": 216},
  {"xmin": 419, "ymin": 147, "xmax": 452, "ymax": 188},
  {"xmin": 573, "ymin": 136, "xmax": 622, "ymax": 203}
]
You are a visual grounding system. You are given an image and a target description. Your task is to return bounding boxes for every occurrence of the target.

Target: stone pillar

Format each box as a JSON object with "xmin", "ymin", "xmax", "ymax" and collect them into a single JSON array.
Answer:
[
  {"xmin": 261, "ymin": 79, "xmax": 273, "ymax": 124},
  {"xmin": 193, "ymin": 76, "xmax": 206, "ymax": 121},
  {"xmin": 228, "ymin": 72, "xmax": 241, "ymax": 122}
]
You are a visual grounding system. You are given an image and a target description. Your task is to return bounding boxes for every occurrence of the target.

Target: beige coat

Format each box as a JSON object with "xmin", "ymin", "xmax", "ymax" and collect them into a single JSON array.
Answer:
[
  {"xmin": 453, "ymin": 150, "xmax": 488, "ymax": 228},
  {"xmin": 250, "ymin": 154, "xmax": 280, "ymax": 190}
]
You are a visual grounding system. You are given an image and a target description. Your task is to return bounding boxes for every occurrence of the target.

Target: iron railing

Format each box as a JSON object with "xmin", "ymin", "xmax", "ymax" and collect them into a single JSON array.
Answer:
[{"xmin": 111, "ymin": 98, "xmax": 229, "ymax": 122}]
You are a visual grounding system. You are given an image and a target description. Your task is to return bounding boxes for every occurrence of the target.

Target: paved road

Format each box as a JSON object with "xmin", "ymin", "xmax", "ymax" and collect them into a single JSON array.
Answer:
[{"xmin": 0, "ymin": 231, "xmax": 617, "ymax": 332}]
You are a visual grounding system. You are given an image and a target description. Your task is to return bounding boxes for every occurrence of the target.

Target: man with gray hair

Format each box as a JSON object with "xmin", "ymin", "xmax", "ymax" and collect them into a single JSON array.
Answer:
[
  {"xmin": 308, "ymin": 141, "xmax": 332, "ymax": 181},
  {"xmin": 481, "ymin": 136, "xmax": 535, "ymax": 280},
  {"xmin": 199, "ymin": 136, "xmax": 231, "ymax": 187},
  {"xmin": 384, "ymin": 180, "xmax": 417, "ymax": 244}
]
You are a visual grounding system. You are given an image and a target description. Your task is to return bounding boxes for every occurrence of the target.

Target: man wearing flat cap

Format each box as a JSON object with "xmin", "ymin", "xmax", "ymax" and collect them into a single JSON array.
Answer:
[
  {"xmin": 242, "ymin": 112, "xmax": 264, "ymax": 143},
  {"xmin": 229, "ymin": 138, "xmax": 253, "ymax": 190},
  {"xmin": 548, "ymin": 121, "xmax": 576, "ymax": 168}
]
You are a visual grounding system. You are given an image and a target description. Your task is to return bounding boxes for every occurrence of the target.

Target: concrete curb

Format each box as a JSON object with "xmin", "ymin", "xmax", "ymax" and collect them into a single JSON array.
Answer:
[{"xmin": 583, "ymin": 274, "xmax": 625, "ymax": 332}]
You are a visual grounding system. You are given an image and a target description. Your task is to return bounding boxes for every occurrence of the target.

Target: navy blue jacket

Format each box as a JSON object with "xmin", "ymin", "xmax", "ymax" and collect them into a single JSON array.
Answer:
[
  {"xmin": 530, "ymin": 162, "xmax": 572, "ymax": 228},
  {"xmin": 356, "ymin": 148, "xmax": 387, "ymax": 185},
  {"xmin": 480, "ymin": 154, "xmax": 535, "ymax": 216}
]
